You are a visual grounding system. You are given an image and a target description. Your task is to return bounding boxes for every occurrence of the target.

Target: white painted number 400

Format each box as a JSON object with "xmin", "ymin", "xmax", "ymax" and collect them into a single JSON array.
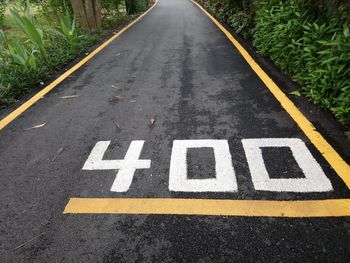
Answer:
[{"xmin": 82, "ymin": 139, "xmax": 333, "ymax": 193}]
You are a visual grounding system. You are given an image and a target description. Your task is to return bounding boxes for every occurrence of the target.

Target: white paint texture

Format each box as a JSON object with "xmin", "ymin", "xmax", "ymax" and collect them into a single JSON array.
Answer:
[
  {"xmin": 82, "ymin": 141, "xmax": 151, "ymax": 192},
  {"xmin": 169, "ymin": 140, "xmax": 237, "ymax": 192},
  {"xmin": 242, "ymin": 138, "xmax": 333, "ymax": 192}
]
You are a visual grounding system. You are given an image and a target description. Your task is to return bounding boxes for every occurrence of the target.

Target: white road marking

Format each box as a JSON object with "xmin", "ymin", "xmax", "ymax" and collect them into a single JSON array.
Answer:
[
  {"xmin": 82, "ymin": 141, "xmax": 150, "ymax": 192},
  {"xmin": 242, "ymin": 138, "xmax": 333, "ymax": 192},
  {"xmin": 169, "ymin": 140, "xmax": 237, "ymax": 192}
]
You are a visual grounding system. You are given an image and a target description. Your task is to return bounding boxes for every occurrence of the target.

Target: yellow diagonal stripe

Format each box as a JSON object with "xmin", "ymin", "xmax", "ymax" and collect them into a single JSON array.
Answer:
[{"xmin": 64, "ymin": 198, "xmax": 350, "ymax": 217}]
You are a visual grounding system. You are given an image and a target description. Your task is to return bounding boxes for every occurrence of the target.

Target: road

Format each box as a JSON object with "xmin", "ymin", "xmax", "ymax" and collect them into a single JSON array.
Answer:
[{"xmin": 1, "ymin": 0, "xmax": 350, "ymax": 261}]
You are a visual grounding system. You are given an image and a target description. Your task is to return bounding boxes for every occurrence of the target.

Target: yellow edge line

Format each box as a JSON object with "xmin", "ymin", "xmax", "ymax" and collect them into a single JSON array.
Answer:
[
  {"xmin": 64, "ymin": 198, "xmax": 350, "ymax": 217},
  {"xmin": 191, "ymin": 0, "xmax": 350, "ymax": 188},
  {"xmin": 0, "ymin": 0, "xmax": 158, "ymax": 130}
]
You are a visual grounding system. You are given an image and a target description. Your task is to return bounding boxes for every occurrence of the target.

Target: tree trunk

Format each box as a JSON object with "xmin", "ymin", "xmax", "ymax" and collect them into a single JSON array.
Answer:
[
  {"xmin": 93, "ymin": 0, "xmax": 102, "ymax": 30},
  {"xmin": 84, "ymin": 0, "xmax": 98, "ymax": 30},
  {"xmin": 71, "ymin": 0, "xmax": 102, "ymax": 31},
  {"xmin": 71, "ymin": 0, "xmax": 89, "ymax": 29}
]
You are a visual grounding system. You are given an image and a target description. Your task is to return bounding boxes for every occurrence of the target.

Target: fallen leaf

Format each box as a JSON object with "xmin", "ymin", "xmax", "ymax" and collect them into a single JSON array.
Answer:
[
  {"xmin": 111, "ymin": 85, "xmax": 119, "ymax": 90},
  {"xmin": 345, "ymin": 131, "xmax": 350, "ymax": 140},
  {"xmin": 115, "ymin": 52, "xmax": 122, "ymax": 57},
  {"xmin": 14, "ymin": 233, "xmax": 45, "ymax": 250},
  {"xmin": 113, "ymin": 120, "xmax": 121, "ymax": 129},
  {"xmin": 115, "ymin": 96, "xmax": 124, "ymax": 102},
  {"xmin": 289, "ymin": 90, "xmax": 301, "ymax": 96},
  {"xmin": 130, "ymin": 100, "xmax": 136, "ymax": 103},
  {"xmin": 24, "ymin": 122, "xmax": 47, "ymax": 130},
  {"xmin": 52, "ymin": 147, "xmax": 64, "ymax": 161},
  {"xmin": 59, "ymin": 95, "xmax": 79, "ymax": 99},
  {"xmin": 148, "ymin": 116, "xmax": 157, "ymax": 127}
]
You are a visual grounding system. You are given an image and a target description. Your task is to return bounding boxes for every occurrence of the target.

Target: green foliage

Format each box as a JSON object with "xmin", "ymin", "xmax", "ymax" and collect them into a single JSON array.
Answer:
[
  {"xmin": 0, "ymin": 33, "xmax": 46, "ymax": 103},
  {"xmin": 229, "ymin": 10, "xmax": 253, "ymax": 37},
  {"xmin": 0, "ymin": 1, "xmax": 99, "ymax": 107},
  {"xmin": 38, "ymin": 0, "xmax": 73, "ymax": 20},
  {"xmin": 126, "ymin": 0, "xmax": 150, "ymax": 15},
  {"xmin": 200, "ymin": 0, "xmax": 255, "ymax": 37},
  {"xmin": 0, "ymin": 2, "xmax": 6, "ymax": 28},
  {"xmin": 252, "ymin": 0, "xmax": 350, "ymax": 124},
  {"xmin": 294, "ymin": 21, "xmax": 350, "ymax": 123},
  {"xmin": 9, "ymin": 2, "xmax": 48, "ymax": 61},
  {"xmin": 51, "ymin": 9, "xmax": 78, "ymax": 50},
  {"xmin": 6, "ymin": 38, "xmax": 39, "ymax": 70},
  {"xmin": 101, "ymin": 0, "xmax": 127, "ymax": 29},
  {"xmin": 0, "ymin": 0, "xmax": 153, "ymax": 107}
]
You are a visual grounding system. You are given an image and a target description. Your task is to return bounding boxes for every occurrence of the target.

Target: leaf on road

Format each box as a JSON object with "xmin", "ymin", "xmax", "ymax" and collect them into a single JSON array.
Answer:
[
  {"xmin": 113, "ymin": 120, "xmax": 121, "ymax": 129},
  {"xmin": 24, "ymin": 122, "xmax": 47, "ymax": 130},
  {"xmin": 52, "ymin": 147, "xmax": 64, "ymax": 162},
  {"xmin": 59, "ymin": 95, "xmax": 79, "ymax": 99},
  {"xmin": 289, "ymin": 90, "xmax": 301, "ymax": 96},
  {"xmin": 111, "ymin": 85, "xmax": 119, "ymax": 90},
  {"xmin": 148, "ymin": 116, "xmax": 157, "ymax": 127},
  {"xmin": 14, "ymin": 233, "xmax": 45, "ymax": 250},
  {"xmin": 115, "ymin": 96, "xmax": 124, "ymax": 102},
  {"xmin": 130, "ymin": 100, "xmax": 136, "ymax": 103}
]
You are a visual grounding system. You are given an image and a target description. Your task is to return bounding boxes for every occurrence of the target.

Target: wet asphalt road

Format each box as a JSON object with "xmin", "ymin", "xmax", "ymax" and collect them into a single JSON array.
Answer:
[{"xmin": 1, "ymin": 0, "xmax": 350, "ymax": 261}]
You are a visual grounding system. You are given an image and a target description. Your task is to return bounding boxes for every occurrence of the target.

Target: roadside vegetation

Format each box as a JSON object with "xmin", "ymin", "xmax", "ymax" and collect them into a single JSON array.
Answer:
[
  {"xmin": 0, "ymin": 0, "xmax": 151, "ymax": 108},
  {"xmin": 197, "ymin": 0, "xmax": 350, "ymax": 125}
]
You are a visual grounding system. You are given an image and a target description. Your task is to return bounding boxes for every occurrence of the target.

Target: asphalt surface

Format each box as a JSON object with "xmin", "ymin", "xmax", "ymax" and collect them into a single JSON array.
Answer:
[{"xmin": 1, "ymin": 0, "xmax": 350, "ymax": 261}]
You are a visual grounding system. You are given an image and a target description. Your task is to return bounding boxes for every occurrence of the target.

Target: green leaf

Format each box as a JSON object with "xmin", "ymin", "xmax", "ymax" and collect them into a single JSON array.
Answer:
[
  {"xmin": 289, "ymin": 90, "xmax": 301, "ymax": 96},
  {"xmin": 344, "ymin": 24, "xmax": 350, "ymax": 37}
]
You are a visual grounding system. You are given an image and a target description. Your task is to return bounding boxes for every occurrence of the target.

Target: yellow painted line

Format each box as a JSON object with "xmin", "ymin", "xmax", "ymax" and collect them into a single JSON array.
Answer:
[
  {"xmin": 0, "ymin": 0, "xmax": 158, "ymax": 131},
  {"xmin": 191, "ymin": 0, "xmax": 350, "ymax": 188},
  {"xmin": 64, "ymin": 198, "xmax": 350, "ymax": 217}
]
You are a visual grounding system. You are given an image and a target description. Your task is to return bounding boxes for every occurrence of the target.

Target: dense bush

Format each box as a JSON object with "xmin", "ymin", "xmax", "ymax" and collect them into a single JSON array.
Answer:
[
  {"xmin": 199, "ymin": 0, "xmax": 255, "ymax": 37},
  {"xmin": 253, "ymin": 0, "xmax": 350, "ymax": 124},
  {"xmin": 198, "ymin": 0, "xmax": 350, "ymax": 124}
]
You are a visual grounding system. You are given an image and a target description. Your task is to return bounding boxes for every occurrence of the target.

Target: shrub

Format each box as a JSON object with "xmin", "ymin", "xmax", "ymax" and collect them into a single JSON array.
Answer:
[
  {"xmin": 9, "ymin": 4, "xmax": 48, "ymax": 61},
  {"xmin": 228, "ymin": 10, "xmax": 254, "ymax": 37},
  {"xmin": 51, "ymin": 9, "xmax": 78, "ymax": 50},
  {"xmin": 0, "ymin": 33, "xmax": 46, "ymax": 103},
  {"xmin": 252, "ymin": 0, "xmax": 350, "ymax": 124}
]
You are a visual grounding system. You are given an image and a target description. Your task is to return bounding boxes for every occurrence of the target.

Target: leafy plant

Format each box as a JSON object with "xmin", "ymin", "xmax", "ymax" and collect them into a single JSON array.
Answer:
[
  {"xmin": 6, "ymin": 38, "xmax": 39, "ymax": 71},
  {"xmin": 228, "ymin": 10, "xmax": 254, "ymax": 37},
  {"xmin": 51, "ymin": 10, "xmax": 78, "ymax": 49},
  {"xmin": 9, "ymin": 2, "xmax": 47, "ymax": 61}
]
